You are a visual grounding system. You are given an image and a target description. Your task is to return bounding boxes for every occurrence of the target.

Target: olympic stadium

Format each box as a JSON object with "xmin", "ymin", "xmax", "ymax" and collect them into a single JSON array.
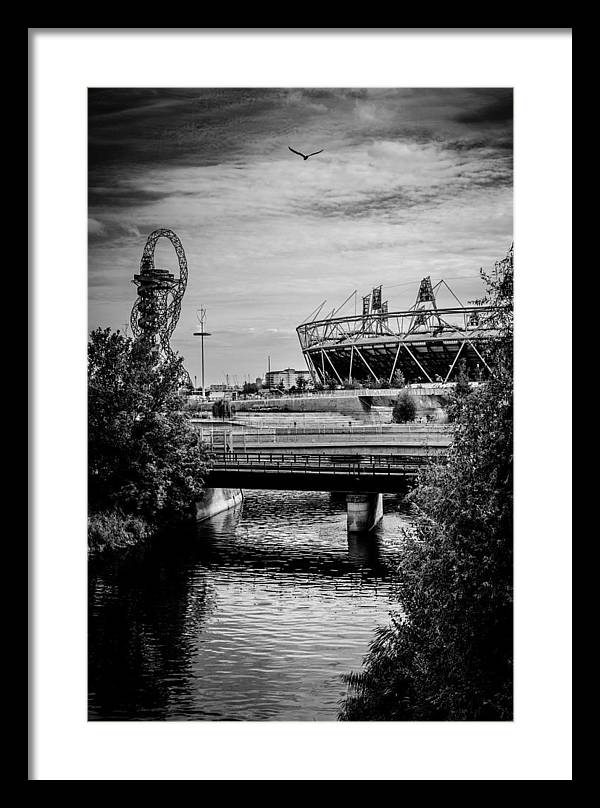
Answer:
[{"xmin": 296, "ymin": 273, "xmax": 504, "ymax": 387}]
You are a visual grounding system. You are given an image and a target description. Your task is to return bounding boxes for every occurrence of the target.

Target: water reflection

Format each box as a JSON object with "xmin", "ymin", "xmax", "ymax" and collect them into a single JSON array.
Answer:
[
  {"xmin": 89, "ymin": 489, "xmax": 412, "ymax": 721},
  {"xmin": 88, "ymin": 547, "xmax": 215, "ymax": 719},
  {"xmin": 346, "ymin": 532, "xmax": 382, "ymax": 567}
]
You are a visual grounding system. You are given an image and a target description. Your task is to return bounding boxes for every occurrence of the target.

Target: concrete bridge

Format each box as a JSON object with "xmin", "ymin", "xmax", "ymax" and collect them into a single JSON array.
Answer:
[
  {"xmin": 206, "ymin": 450, "xmax": 436, "ymax": 493},
  {"xmin": 196, "ymin": 423, "xmax": 451, "ymax": 533}
]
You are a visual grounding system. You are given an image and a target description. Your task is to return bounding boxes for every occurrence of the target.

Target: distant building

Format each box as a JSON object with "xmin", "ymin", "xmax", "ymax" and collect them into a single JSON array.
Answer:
[
  {"xmin": 265, "ymin": 368, "xmax": 311, "ymax": 390},
  {"xmin": 208, "ymin": 383, "xmax": 241, "ymax": 400}
]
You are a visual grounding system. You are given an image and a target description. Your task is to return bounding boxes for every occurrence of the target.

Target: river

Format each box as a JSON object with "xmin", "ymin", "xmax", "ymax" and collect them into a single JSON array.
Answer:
[{"xmin": 88, "ymin": 488, "xmax": 413, "ymax": 721}]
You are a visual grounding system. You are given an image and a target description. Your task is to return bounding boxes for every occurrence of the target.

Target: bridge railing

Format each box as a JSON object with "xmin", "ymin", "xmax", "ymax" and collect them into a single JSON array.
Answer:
[{"xmin": 209, "ymin": 450, "xmax": 445, "ymax": 477}]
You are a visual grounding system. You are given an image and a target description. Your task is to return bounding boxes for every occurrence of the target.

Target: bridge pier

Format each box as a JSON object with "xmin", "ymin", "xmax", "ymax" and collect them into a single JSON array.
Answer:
[
  {"xmin": 346, "ymin": 492, "xmax": 383, "ymax": 533},
  {"xmin": 195, "ymin": 487, "xmax": 243, "ymax": 522}
]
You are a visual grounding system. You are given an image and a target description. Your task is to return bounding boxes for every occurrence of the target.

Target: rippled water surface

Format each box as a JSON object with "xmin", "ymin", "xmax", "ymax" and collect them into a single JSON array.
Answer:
[{"xmin": 89, "ymin": 489, "xmax": 412, "ymax": 721}]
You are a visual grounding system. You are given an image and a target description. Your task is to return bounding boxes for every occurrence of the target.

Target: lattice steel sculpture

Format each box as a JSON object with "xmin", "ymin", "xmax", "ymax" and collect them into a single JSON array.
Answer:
[{"xmin": 130, "ymin": 228, "xmax": 190, "ymax": 381}]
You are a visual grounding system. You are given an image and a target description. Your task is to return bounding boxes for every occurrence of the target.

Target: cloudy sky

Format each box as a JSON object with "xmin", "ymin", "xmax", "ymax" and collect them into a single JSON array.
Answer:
[{"xmin": 88, "ymin": 88, "xmax": 512, "ymax": 386}]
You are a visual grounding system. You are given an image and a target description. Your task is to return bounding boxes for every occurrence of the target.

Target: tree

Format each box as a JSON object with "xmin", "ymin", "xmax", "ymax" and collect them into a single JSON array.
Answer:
[
  {"xmin": 296, "ymin": 375, "xmax": 307, "ymax": 393},
  {"xmin": 454, "ymin": 358, "xmax": 471, "ymax": 397},
  {"xmin": 392, "ymin": 390, "xmax": 417, "ymax": 423},
  {"xmin": 88, "ymin": 328, "xmax": 210, "ymax": 530},
  {"xmin": 211, "ymin": 398, "xmax": 232, "ymax": 420},
  {"xmin": 242, "ymin": 382, "xmax": 258, "ymax": 396},
  {"xmin": 341, "ymin": 246, "xmax": 513, "ymax": 721},
  {"xmin": 392, "ymin": 370, "xmax": 406, "ymax": 388}
]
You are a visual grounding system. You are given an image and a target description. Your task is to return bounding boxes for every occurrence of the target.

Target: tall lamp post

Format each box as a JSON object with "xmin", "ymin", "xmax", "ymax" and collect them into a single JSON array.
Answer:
[{"xmin": 193, "ymin": 307, "xmax": 212, "ymax": 399}]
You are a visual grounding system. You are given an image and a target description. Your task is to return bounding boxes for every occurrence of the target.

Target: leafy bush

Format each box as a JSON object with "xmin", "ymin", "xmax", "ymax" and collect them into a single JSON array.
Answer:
[
  {"xmin": 88, "ymin": 511, "xmax": 152, "ymax": 555},
  {"xmin": 212, "ymin": 398, "xmax": 232, "ymax": 420},
  {"xmin": 340, "ymin": 246, "xmax": 513, "ymax": 721},
  {"xmin": 392, "ymin": 391, "xmax": 417, "ymax": 423},
  {"xmin": 454, "ymin": 358, "xmax": 471, "ymax": 397},
  {"xmin": 392, "ymin": 370, "xmax": 406, "ymax": 388}
]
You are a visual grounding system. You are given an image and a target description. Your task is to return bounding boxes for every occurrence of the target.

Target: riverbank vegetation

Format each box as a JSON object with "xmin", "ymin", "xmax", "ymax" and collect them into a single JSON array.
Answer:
[
  {"xmin": 340, "ymin": 246, "xmax": 513, "ymax": 721},
  {"xmin": 88, "ymin": 329, "xmax": 211, "ymax": 556}
]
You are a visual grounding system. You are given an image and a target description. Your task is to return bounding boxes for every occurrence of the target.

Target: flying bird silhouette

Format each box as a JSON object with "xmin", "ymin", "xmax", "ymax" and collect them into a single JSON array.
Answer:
[{"xmin": 288, "ymin": 146, "xmax": 324, "ymax": 161}]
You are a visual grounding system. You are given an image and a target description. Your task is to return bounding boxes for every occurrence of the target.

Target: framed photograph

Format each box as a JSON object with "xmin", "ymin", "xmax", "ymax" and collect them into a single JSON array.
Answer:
[{"xmin": 30, "ymin": 28, "xmax": 572, "ymax": 780}]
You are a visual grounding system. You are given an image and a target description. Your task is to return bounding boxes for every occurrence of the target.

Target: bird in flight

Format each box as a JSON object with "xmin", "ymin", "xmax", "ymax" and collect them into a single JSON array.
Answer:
[{"xmin": 288, "ymin": 146, "xmax": 324, "ymax": 161}]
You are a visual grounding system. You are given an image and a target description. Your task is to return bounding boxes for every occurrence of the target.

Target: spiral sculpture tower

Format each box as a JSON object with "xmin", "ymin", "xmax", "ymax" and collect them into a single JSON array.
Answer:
[{"xmin": 130, "ymin": 228, "xmax": 190, "ymax": 382}]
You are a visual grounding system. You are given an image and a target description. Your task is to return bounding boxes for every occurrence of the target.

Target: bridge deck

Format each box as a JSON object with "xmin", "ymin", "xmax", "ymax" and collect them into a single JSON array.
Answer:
[{"xmin": 206, "ymin": 451, "xmax": 444, "ymax": 493}]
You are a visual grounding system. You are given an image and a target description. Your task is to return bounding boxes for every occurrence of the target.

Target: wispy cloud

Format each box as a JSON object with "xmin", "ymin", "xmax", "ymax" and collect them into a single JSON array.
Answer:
[{"xmin": 88, "ymin": 88, "xmax": 513, "ymax": 384}]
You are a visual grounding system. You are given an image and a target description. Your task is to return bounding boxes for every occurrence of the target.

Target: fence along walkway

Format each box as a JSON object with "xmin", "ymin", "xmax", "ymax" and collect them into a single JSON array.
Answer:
[{"xmin": 193, "ymin": 423, "xmax": 453, "ymax": 449}]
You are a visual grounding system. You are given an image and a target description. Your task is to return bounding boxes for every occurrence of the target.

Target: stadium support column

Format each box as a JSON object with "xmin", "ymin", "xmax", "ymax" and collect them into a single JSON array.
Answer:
[
  {"xmin": 306, "ymin": 352, "xmax": 324, "ymax": 386},
  {"xmin": 346, "ymin": 492, "xmax": 383, "ymax": 533}
]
